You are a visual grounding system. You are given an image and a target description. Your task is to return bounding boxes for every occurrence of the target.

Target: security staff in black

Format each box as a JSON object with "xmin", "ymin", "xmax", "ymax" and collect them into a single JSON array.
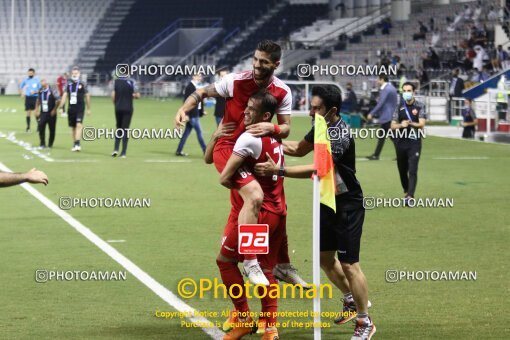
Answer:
[
  {"xmin": 112, "ymin": 78, "xmax": 140, "ymax": 157},
  {"xmin": 36, "ymin": 79, "xmax": 60, "ymax": 148},
  {"xmin": 391, "ymin": 82, "xmax": 426, "ymax": 202},
  {"xmin": 57, "ymin": 67, "xmax": 90, "ymax": 152}
]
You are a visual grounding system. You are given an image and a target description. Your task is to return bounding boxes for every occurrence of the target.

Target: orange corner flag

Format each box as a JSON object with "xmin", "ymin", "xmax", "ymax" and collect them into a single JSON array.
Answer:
[{"xmin": 314, "ymin": 114, "xmax": 336, "ymax": 212}]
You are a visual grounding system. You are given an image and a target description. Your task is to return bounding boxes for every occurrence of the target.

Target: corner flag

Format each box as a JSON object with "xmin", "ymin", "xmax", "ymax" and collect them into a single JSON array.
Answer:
[{"xmin": 314, "ymin": 114, "xmax": 336, "ymax": 212}]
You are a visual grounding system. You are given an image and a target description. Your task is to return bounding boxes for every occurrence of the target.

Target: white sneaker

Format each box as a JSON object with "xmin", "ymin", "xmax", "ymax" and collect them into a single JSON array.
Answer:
[
  {"xmin": 71, "ymin": 145, "xmax": 81, "ymax": 152},
  {"xmin": 273, "ymin": 264, "xmax": 309, "ymax": 288},
  {"xmin": 243, "ymin": 263, "xmax": 269, "ymax": 286}
]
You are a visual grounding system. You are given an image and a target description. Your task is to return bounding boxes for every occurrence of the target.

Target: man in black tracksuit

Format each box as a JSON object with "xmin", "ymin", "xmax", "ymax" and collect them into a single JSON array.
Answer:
[
  {"xmin": 36, "ymin": 79, "xmax": 60, "ymax": 148},
  {"xmin": 112, "ymin": 77, "xmax": 140, "ymax": 157},
  {"xmin": 391, "ymin": 82, "xmax": 426, "ymax": 202}
]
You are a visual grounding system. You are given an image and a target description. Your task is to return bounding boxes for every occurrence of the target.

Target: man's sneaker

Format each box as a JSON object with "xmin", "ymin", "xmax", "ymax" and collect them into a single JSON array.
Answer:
[
  {"xmin": 335, "ymin": 300, "xmax": 372, "ymax": 325},
  {"xmin": 255, "ymin": 318, "xmax": 266, "ymax": 334},
  {"xmin": 112, "ymin": 150, "xmax": 118, "ymax": 157},
  {"xmin": 71, "ymin": 145, "xmax": 80, "ymax": 152},
  {"xmin": 223, "ymin": 316, "xmax": 254, "ymax": 340},
  {"xmin": 26, "ymin": 128, "xmax": 31, "ymax": 133},
  {"xmin": 243, "ymin": 263, "xmax": 269, "ymax": 286},
  {"xmin": 222, "ymin": 310, "xmax": 238, "ymax": 332},
  {"xmin": 261, "ymin": 328, "xmax": 279, "ymax": 340},
  {"xmin": 175, "ymin": 151, "xmax": 188, "ymax": 156},
  {"xmin": 351, "ymin": 318, "xmax": 376, "ymax": 340},
  {"xmin": 334, "ymin": 301, "xmax": 357, "ymax": 324},
  {"xmin": 273, "ymin": 264, "xmax": 310, "ymax": 289},
  {"xmin": 366, "ymin": 155, "xmax": 379, "ymax": 160}
]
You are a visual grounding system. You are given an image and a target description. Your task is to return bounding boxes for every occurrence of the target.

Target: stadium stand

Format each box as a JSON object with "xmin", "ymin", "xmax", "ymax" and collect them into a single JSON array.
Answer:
[{"xmin": 0, "ymin": 0, "xmax": 113, "ymax": 84}]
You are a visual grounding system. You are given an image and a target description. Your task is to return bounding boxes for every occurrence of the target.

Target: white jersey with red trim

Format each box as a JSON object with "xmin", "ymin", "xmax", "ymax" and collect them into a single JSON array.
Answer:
[{"xmin": 233, "ymin": 132, "xmax": 286, "ymax": 215}]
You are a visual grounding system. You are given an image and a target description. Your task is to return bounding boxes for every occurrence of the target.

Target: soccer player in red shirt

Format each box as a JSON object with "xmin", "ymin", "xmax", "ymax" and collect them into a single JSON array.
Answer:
[
  {"xmin": 176, "ymin": 41, "xmax": 298, "ymax": 285},
  {"xmin": 218, "ymin": 91, "xmax": 286, "ymax": 340}
]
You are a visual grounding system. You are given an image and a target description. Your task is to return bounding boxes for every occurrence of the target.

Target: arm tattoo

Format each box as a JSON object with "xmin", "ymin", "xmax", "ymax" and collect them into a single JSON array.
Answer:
[{"xmin": 190, "ymin": 92, "xmax": 201, "ymax": 104}]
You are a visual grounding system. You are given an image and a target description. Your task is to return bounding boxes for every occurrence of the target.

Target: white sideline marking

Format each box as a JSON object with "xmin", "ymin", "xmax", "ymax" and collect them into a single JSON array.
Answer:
[
  {"xmin": 0, "ymin": 162, "xmax": 223, "ymax": 339},
  {"xmin": 433, "ymin": 157, "xmax": 489, "ymax": 160},
  {"xmin": 107, "ymin": 240, "xmax": 126, "ymax": 243}
]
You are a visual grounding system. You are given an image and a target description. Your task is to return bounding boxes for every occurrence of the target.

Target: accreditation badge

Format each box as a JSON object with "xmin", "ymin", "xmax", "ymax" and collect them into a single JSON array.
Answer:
[{"xmin": 70, "ymin": 92, "xmax": 77, "ymax": 105}]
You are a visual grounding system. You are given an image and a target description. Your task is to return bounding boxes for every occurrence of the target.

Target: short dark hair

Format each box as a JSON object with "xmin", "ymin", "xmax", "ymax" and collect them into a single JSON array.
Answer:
[
  {"xmin": 402, "ymin": 82, "xmax": 416, "ymax": 91},
  {"xmin": 28, "ymin": 68, "xmax": 35, "ymax": 72},
  {"xmin": 379, "ymin": 74, "xmax": 389, "ymax": 82},
  {"xmin": 311, "ymin": 85, "xmax": 342, "ymax": 113},
  {"xmin": 256, "ymin": 40, "xmax": 282, "ymax": 63},
  {"xmin": 250, "ymin": 90, "xmax": 278, "ymax": 120}
]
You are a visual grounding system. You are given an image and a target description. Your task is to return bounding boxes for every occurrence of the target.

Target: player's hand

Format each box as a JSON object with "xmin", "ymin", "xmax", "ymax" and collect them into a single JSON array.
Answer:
[
  {"xmin": 246, "ymin": 122, "xmax": 275, "ymax": 137},
  {"xmin": 401, "ymin": 120, "xmax": 409, "ymax": 128},
  {"xmin": 219, "ymin": 177, "xmax": 233, "ymax": 189},
  {"xmin": 86, "ymin": 109, "xmax": 91, "ymax": 116},
  {"xmin": 254, "ymin": 152, "xmax": 278, "ymax": 177},
  {"xmin": 213, "ymin": 122, "xmax": 236, "ymax": 140},
  {"xmin": 175, "ymin": 108, "xmax": 188, "ymax": 128},
  {"xmin": 50, "ymin": 109, "xmax": 56, "ymax": 116},
  {"xmin": 367, "ymin": 114, "xmax": 373, "ymax": 121},
  {"xmin": 25, "ymin": 168, "xmax": 48, "ymax": 185}
]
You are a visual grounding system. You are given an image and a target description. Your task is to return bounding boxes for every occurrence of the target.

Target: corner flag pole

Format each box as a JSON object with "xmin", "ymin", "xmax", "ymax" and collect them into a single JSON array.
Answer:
[{"xmin": 312, "ymin": 173, "xmax": 321, "ymax": 339}]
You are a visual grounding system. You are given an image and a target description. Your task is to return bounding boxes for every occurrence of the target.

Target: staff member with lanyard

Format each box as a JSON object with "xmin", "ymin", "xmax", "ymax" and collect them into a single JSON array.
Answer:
[
  {"xmin": 19, "ymin": 68, "xmax": 41, "ymax": 132},
  {"xmin": 111, "ymin": 77, "xmax": 140, "ymax": 157},
  {"xmin": 36, "ymin": 79, "xmax": 60, "ymax": 149},
  {"xmin": 58, "ymin": 66, "xmax": 90, "ymax": 152},
  {"xmin": 390, "ymin": 82, "xmax": 426, "ymax": 204}
]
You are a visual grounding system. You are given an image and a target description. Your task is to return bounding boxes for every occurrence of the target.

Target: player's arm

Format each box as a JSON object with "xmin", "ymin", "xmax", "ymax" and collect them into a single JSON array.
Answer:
[
  {"xmin": 219, "ymin": 155, "xmax": 245, "ymax": 189},
  {"xmin": 283, "ymin": 139, "xmax": 313, "ymax": 157},
  {"xmin": 204, "ymin": 122, "xmax": 236, "ymax": 164},
  {"xmin": 57, "ymin": 92, "xmax": 67, "ymax": 111},
  {"xmin": 85, "ymin": 93, "xmax": 91, "ymax": 115},
  {"xmin": 175, "ymin": 84, "xmax": 221, "ymax": 127},
  {"xmin": 111, "ymin": 90, "xmax": 115, "ymax": 103},
  {"xmin": 35, "ymin": 97, "xmax": 40, "ymax": 113},
  {"xmin": 409, "ymin": 118, "xmax": 426, "ymax": 129},
  {"xmin": 246, "ymin": 113, "xmax": 290, "ymax": 138},
  {"xmin": 254, "ymin": 153, "xmax": 314, "ymax": 179},
  {"xmin": 0, "ymin": 168, "xmax": 48, "ymax": 187}
]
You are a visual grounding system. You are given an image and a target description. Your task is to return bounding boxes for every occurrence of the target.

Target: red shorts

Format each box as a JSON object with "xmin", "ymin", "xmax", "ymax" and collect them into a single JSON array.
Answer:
[
  {"xmin": 220, "ymin": 209, "xmax": 286, "ymax": 270},
  {"xmin": 213, "ymin": 146, "xmax": 256, "ymax": 190}
]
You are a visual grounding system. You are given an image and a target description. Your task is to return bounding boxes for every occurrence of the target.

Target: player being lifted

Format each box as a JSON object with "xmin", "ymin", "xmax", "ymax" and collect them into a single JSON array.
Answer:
[
  {"xmin": 176, "ymin": 40, "xmax": 307, "ymax": 287},
  {"xmin": 204, "ymin": 91, "xmax": 285, "ymax": 340}
]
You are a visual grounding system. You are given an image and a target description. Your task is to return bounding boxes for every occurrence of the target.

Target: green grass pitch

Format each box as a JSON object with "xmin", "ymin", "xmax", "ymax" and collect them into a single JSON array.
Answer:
[{"xmin": 0, "ymin": 95, "xmax": 508, "ymax": 339}]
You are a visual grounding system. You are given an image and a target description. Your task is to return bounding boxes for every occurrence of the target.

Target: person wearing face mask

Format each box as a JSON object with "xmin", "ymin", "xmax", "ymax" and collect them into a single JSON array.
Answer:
[
  {"xmin": 57, "ymin": 66, "xmax": 91, "ymax": 152},
  {"xmin": 391, "ymin": 82, "xmax": 427, "ymax": 205},
  {"xmin": 35, "ymin": 79, "xmax": 60, "ymax": 149},
  {"xmin": 19, "ymin": 68, "xmax": 41, "ymax": 133},
  {"xmin": 366, "ymin": 75, "xmax": 398, "ymax": 160},
  {"xmin": 254, "ymin": 85, "xmax": 375, "ymax": 340}
]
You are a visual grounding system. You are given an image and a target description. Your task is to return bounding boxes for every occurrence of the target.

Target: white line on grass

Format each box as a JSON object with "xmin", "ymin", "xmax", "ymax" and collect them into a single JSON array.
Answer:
[
  {"xmin": 107, "ymin": 240, "xmax": 126, "ymax": 243},
  {"xmin": 0, "ymin": 162, "xmax": 223, "ymax": 339},
  {"xmin": 144, "ymin": 159, "xmax": 192, "ymax": 163}
]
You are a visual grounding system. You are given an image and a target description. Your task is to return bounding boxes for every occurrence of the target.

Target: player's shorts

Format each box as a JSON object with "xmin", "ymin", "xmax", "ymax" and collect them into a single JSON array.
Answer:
[
  {"xmin": 68, "ymin": 110, "xmax": 84, "ymax": 127},
  {"xmin": 220, "ymin": 208, "xmax": 286, "ymax": 270},
  {"xmin": 213, "ymin": 147, "xmax": 255, "ymax": 190},
  {"xmin": 320, "ymin": 206, "xmax": 364, "ymax": 264},
  {"xmin": 25, "ymin": 96, "xmax": 37, "ymax": 111}
]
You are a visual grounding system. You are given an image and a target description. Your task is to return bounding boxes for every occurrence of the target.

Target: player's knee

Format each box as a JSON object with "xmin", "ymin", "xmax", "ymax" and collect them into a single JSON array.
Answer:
[
  {"xmin": 320, "ymin": 253, "xmax": 336, "ymax": 270},
  {"xmin": 340, "ymin": 261, "xmax": 359, "ymax": 278}
]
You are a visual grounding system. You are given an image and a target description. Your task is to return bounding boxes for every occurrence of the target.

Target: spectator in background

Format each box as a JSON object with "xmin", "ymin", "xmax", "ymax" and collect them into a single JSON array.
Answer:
[
  {"xmin": 471, "ymin": 66, "xmax": 490, "ymax": 83},
  {"xmin": 366, "ymin": 75, "xmax": 398, "ymax": 160},
  {"xmin": 429, "ymin": 17, "xmax": 435, "ymax": 31},
  {"xmin": 56, "ymin": 72, "xmax": 68, "ymax": 115},
  {"xmin": 472, "ymin": 45, "xmax": 487, "ymax": 72},
  {"xmin": 487, "ymin": 6, "xmax": 498, "ymax": 21},
  {"xmin": 422, "ymin": 47, "xmax": 440, "ymax": 69},
  {"xmin": 175, "ymin": 74, "xmax": 207, "ymax": 156},
  {"xmin": 461, "ymin": 98, "xmax": 477, "ymax": 139},
  {"xmin": 381, "ymin": 18, "xmax": 391, "ymax": 35},
  {"xmin": 492, "ymin": 45, "xmax": 509, "ymax": 71},
  {"xmin": 448, "ymin": 69, "xmax": 465, "ymax": 121},
  {"xmin": 431, "ymin": 29, "xmax": 441, "ymax": 47},
  {"xmin": 416, "ymin": 67, "xmax": 429, "ymax": 92},
  {"xmin": 413, "ymin": 21, "xmax": 427, "ymax": 40},
  {"xmin": 472, "ymin": 2, "xmax": 483, "ymax": 21},
  {"xmin": 342, "ymin": 82, "xmax": 357, "ymax": 113},
  {"xmin": 214, "ymin": 69, "xmax": 228, "ymax": 125},
  {"xmin": 447, "ymin": 11, "xmax": 463, "ymax": 31},
  {"xmin": 463, "ymin": 4, "xmax": 472, "ymax": 20}
]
